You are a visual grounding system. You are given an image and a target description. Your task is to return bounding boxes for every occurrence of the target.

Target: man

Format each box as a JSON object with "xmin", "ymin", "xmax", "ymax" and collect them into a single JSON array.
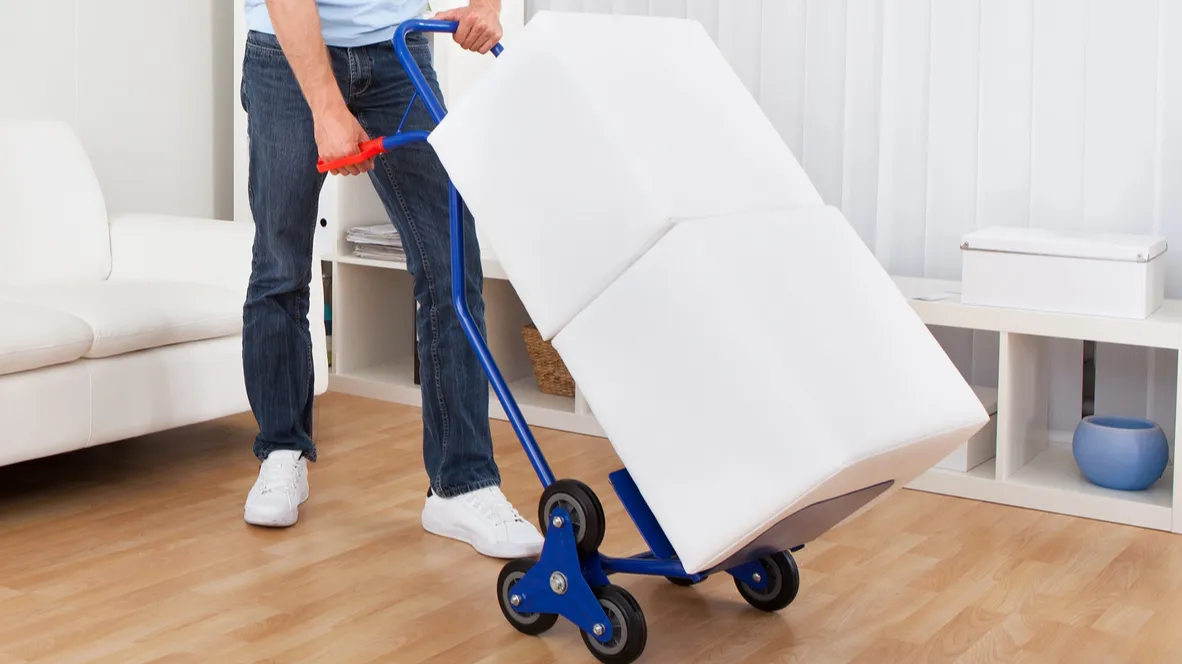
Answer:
[{"xmin": 239, "ymin": 0, "xmax": 544, "ymax": 560}]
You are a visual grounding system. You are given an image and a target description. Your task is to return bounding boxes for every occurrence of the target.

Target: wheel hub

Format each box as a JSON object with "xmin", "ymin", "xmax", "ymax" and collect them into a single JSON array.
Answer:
[{"xmin": 549, "ymin": 571, "xmax": 568, "ymax": 595}]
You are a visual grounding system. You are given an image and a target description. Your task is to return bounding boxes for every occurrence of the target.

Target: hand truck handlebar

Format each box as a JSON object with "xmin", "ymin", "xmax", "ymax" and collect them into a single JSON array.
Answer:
[{"xmin": 315, "ymin": 19, "xmax": 503, "ymax": 173}]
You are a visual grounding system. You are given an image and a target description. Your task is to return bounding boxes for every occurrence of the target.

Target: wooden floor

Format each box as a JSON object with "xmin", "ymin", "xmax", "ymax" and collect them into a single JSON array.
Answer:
[{"xmin": 2, "ymin": 393, "xmax": 1182, "ymax": 663}]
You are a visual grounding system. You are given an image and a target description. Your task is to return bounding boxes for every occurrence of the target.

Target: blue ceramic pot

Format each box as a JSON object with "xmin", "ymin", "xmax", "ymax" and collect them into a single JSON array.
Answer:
[{"xmin": 1072, "ymin": 415, "xmax": 1169, "ymax": 491}]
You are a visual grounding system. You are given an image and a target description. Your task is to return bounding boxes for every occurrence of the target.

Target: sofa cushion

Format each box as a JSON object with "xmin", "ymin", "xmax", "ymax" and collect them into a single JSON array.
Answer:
[
  {"xmin": 0, "ymin": 301, "xmax": 95, "ymax": 376},
  {"xmin": 0, "ymin": 280, "xmax": 243, "ymax": 359},
  {"xmin": 0, "ymin": 120, "xmax": 112, "ymax": 286}
]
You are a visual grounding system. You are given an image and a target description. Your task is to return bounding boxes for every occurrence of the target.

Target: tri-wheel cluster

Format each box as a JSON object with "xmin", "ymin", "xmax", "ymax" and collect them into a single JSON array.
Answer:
[{"xmin": 494, "ymin": 477, "xmax": 803, "ymax": 664}]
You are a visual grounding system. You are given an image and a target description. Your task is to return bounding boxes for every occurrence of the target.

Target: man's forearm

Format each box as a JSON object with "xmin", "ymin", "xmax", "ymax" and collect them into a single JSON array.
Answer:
[{"xmin": 265, "ymin": 0, "xmax": 345, "ymax": 117}]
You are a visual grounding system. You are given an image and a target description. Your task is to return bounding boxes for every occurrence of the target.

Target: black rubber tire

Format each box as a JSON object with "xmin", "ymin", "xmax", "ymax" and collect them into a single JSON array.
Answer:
[
  {"xmin": 580, "ymin": 585, "xmax": 648, "ymax": 664},
  {"xmin": 497, "ymin": 559, "xmax": 559, "ymax": 635},
  {"xmin": 538, "ymin": 478, "xmax": 606, "ymax": 558},
  {"xmin": 733, "ymin": 551, "xmax": 801, "ymax": 612}
]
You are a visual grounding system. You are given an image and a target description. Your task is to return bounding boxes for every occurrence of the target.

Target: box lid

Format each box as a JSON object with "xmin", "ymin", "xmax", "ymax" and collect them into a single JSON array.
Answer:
[{"xmin": 961, "ymin": 226, "xmax": 1167, "ymax": 263}]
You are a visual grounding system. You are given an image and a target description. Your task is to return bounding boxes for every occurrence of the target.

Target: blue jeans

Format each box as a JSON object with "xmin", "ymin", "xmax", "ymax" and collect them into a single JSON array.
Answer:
[{"xmin": 240, "ymin": 29, "xmax": 501, "ymax": 498}]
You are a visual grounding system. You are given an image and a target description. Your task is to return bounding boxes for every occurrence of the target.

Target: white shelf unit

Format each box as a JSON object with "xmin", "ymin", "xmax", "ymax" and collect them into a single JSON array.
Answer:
[
  {"xmin": 330, "ymin": 260, "xmax": 1182, "ymax": 531},
  {"xmin": 330, "ymin": 250, "xmax": 1182, "ymax": 529},
  {"xmin": 895, "ymin": 276, "xmax": 1182, "ymax": 533},
  {"xmin": 331, "ymin": 266, "xmax": 1182, "ymax": 533}
]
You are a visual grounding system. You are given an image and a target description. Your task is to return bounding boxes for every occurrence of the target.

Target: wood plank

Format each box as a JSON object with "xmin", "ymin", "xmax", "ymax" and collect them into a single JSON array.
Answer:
[{"xmin": 1, "ymin": 392, "xmax": 1180, "ymax": 662}]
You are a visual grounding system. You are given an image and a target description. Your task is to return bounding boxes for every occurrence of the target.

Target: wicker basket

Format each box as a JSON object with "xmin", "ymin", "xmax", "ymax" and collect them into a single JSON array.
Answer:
[{"xmin": 521, "ymin": 324, "xmax": 575, "ymax": 398}]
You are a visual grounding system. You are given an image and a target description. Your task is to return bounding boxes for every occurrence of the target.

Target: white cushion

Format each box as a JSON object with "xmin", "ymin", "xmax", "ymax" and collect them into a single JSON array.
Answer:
[
  {"xmin": 0, "ymin": 301, "xmax": 94, "ymax": 376},
  {"xmin": 0, "ymin": 280, "xmax": 243, "ymax": 359},
  {"xmin": 0, "ymin": 120, "xmax": 112, "ymax": 286},
  {"xmin": 551, "ymin": 207, "xmax": 988, "ymax": 574},
  {"xmin": 428, "ymin": 11, "xmax": 822, "ymax": 339},
  {"xmin": 107, "ymin": 214, "xmax": 254, "ymax": 299}
]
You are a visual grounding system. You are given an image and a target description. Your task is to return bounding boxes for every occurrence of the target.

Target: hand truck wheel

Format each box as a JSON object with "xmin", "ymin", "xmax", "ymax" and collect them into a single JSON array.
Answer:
[
  {"xmin": 497, "ymin": 558, "xmax": 559, "ymax": 635},
  {"xmin": 734, "ymin": 551, "xmax": 801, "ymax": 612},
  {"xmin": 539, "ymin": 478, "xmax": 606, "ymax": 558},
  {"xmin": 581, "ymin": 584, "xmax": 647, "ymax": 664}
]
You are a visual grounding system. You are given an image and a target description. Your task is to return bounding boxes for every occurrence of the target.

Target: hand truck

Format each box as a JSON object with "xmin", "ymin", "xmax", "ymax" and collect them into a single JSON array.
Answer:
[{"xmin": 318, "ymin": 18, "xmax": 803, "ymax": 663}]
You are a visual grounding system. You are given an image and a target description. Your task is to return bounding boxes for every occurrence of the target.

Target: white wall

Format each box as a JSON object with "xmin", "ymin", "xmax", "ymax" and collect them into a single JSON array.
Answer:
[
  {"xmin": 528, "ymin": 0, "xmax": 1182, "ymax": 443},
  {"xmin": 0, "ymin": 0, "xmax": 235, "ymax": 221}
]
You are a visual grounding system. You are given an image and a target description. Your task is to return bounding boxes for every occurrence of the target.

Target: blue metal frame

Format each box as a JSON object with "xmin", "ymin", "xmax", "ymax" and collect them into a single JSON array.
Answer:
[
  {"xmin": 507, "ymin": 507, "xmax": 615, "ymax": 642},
  {"xmin": 377, "ymin": 130, "xmax": 431, "ymax": 152},
  {"xmin": 380, "ymin": 18, "xmax": 792, "ymax": 638},
  {"xmin": 391, "ymin": 20, "xmax": 554, "ymax": 490},
  {"xmin": 596, "ymin": 469, "xmax": 769, "ymax": 591}
]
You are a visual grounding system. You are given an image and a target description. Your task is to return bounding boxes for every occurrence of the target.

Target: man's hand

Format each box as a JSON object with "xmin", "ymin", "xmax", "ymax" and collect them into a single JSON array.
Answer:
[
  {"xmin": 315, "ymin": 104, "xmax": 373, "ymax": 176},
  {"xmin": 266, "ymin": 0, "xmax": 373, "ymax": 175},
  {"xmin": 434, "ymin": 1, "xmax": 503, "ymax": 54}
]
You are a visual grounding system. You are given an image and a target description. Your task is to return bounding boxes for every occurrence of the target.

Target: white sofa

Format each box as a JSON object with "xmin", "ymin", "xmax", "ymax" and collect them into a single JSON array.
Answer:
[{"xmin": 0, "ymin": 119, "xmax": 328, "ymax": 468}]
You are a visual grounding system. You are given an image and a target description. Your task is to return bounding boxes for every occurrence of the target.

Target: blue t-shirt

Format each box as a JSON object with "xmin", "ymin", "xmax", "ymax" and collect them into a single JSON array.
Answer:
[{"xmin": 245, "ymin": 0, "xmax": 430, "ymax": 48}]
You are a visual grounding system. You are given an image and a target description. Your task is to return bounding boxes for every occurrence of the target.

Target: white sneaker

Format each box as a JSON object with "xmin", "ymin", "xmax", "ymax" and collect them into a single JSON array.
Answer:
[
  {"xmin": 244, "ymin": 450, "xmax": 309, "ymax": 528},
  {"xmin": 421, "ymin": 486, "xmax": 545, "ymax": 559}
]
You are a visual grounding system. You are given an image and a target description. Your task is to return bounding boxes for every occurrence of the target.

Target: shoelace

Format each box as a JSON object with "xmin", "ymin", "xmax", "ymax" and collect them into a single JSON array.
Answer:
[
  {"xmin": 258, "ymin": 457, "xmax": 299, "ymax": 495},
  {"xmin": 465, "ymin": 489, "xmax": 527, "ymax": 525}
]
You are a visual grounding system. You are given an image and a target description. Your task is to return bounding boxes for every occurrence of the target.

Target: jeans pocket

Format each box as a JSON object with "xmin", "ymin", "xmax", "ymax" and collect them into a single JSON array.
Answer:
[{"xmin": 246, "ymin": 30, "xmax": 285, "ymax": 56}]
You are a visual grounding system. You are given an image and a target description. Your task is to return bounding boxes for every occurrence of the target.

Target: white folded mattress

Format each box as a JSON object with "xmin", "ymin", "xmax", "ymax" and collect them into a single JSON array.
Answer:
[
  {"xmin": 428, "ymin": 11, "xmax": 822, "ymax": 339},
  {"xmin": 429, "ymin": 11, "xmax": 988, "ymax": 574}
]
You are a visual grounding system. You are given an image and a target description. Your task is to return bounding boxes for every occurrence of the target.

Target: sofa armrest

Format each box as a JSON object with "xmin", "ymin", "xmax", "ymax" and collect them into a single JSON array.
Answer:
[
  {"xmin": 108, "ymin": 213, "xmax": 329, "ymax": 395},
  {"xmin": 108, "ymin": 213, "xmax": 255, "ymax": 297}
]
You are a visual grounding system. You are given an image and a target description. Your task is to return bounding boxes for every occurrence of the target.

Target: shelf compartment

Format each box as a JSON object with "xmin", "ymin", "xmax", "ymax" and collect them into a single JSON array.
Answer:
[
  {"xmin": 335, "ymin": 252, "xmax": 509, "ymax": 281},
  {"xmin": 909, "ymin": 446, "xmax": 1173, "ymax": 531},
  {"xmin": 1003, "ymin": 443, "xmax": 1172, "ymax": 530},
  {"xmin": 331, "ymin": 358, "xmax": 421, "ymax": 405},
  {"xmin": 490, "ymin": 377, "xmax": 604, "ymax": 438},
  {"xmin": 907, "ymin": 458, "xmax": 998, "ymax": 497},
  {"xmin": 990, "ymin": 330, "xmax": 1175, "ymax": 530},
  {"xmin": 331, "ymin": 361, "xmax": 604, "ymax": 437},
  {"xmin": 330, "ymin": 261, "xmax": 415, "ymax": 380},
  {"xmin": 328, "ymin": 260, "xmax": 603, "ymax": 437}
]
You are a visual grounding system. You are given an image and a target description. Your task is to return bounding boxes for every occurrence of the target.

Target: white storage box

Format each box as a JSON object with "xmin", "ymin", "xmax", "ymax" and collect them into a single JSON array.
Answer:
[
  {"xmin": 936, "ymin": 385, "xmax": 998, "ymax": 472},
  {"xmin": 960, "ymin": 227, "xmax": 1167, "ymax": 319}
]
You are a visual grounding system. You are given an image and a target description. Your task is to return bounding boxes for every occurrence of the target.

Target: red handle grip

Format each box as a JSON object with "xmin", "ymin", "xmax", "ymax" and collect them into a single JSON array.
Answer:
[{"xmin": 316, "ymin": 137, "xmax": 387, "ymax": 173}]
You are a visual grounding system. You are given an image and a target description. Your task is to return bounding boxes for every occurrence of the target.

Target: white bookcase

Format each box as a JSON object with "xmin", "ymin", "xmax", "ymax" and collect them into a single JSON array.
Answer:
[
  {"xmin": 331, "ymin": 262, "xmax": 1182, "ymax": 532},
  {"xmin": 895, "ymin": 276, "xmax": 1182, "ymax": 534}
]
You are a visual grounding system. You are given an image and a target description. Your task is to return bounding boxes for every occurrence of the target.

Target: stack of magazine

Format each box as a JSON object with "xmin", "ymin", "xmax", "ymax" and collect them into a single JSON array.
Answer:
[{"xmin": 346, "ymin": 223, "xmax": 404, "ymax": 262}]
